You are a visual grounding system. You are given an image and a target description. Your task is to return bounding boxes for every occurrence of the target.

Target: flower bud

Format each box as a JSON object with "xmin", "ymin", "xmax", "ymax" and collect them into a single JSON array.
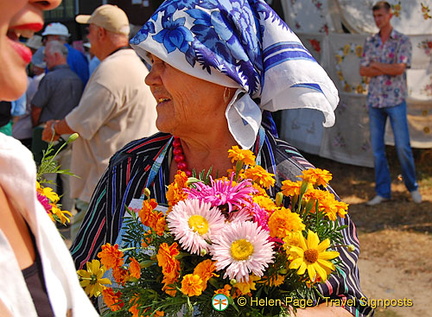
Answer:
[
  {"xmin": 143, "ymin": 188, "xmax": 151, "ymax": 198},
  {"xmin": 275, "ymin": 192, "xmax": 284, "ymax": 206},
  {"xmin": 67, "ymin": 133, "xmax": 79, "ymax": 143},
  {"xmin": 230, "ymin": 279, "xmax": 237, "ymax": 285},
  {"xmin": 347, "ymin": 244, "xmax": 356, "ymax": 252}
]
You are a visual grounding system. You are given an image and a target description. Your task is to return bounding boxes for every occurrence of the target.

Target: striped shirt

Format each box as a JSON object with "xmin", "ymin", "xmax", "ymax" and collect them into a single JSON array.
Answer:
[{"xmin": 70, "ymin": 129, "xmax": 373, "ymax": 316}]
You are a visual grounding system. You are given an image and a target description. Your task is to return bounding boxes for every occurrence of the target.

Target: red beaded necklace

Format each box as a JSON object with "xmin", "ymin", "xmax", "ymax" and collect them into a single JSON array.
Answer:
[{"xmin": 172, "ymin": 137, "xmax": 192, "ymax": 176}]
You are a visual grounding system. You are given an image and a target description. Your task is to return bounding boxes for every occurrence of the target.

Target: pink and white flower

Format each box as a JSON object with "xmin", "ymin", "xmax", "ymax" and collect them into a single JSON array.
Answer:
[
  {"xmin": 210, "ymin": 221, "xmax": 275, "ymax": 282},
  {"xmin": 166, "ymin": 199, "xmax": 225, "ymax": 255}
]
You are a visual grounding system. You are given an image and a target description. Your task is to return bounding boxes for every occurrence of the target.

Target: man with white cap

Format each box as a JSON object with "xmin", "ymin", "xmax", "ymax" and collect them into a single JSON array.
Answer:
[
  {"xmin": 41, "ymin": 22, "xmax": 89, "ymax": 85},
  {"xmin": 41, "ymin": 5, "xmax": 158, "ymax": 240}
]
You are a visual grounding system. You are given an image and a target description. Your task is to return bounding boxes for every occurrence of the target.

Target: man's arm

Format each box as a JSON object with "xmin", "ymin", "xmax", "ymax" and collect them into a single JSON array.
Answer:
[
  {"xmin": 31, "ymin": 105, "xmax": 42, "ymax": 127},
  {"xmin": 360, "ymin": 62, "xmax": 406, "ymax": 77},
  {"xmin": 42, "ymin": 119, "xmax": 76, "ymax": 141}
]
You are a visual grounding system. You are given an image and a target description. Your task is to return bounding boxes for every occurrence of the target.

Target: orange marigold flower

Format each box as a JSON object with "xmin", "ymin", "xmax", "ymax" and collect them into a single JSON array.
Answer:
[
  {"xmin": 155, "ymin": 212, "xmax": 167, "ymax": 236},
  {"xmin": 193, "ymin": 259, "xmax": 218, "ymax": 290},
  {"xmin": 112, "ymin": 266, "xmax": 129, "ymax": 285},
  {"xmin": 300, "ymin": 168, "xmax": 332, "ymax": 187},
  {"xmin": 243, "ymin": 165, "xmax": 275, "ymax": 189},
  {"xmin": 129, "ymin": 257, "xmax": 141, "ymax": 279},
  {"xmin": 253, "ymin": 194, "xmax": 277, "ymax": 213},
  {"xmin": 141, "ymin": 231, "xmax": 152, "ymax": 248},
  {"xmin": 214, "ymin": 284, "xmax": 232, "ymax": 297},
  {"xmin": 334, "ymin": 200, "xmax": 348, "ymax": 218},
  {"xmin": 157, "ymin": 242, "xmax": 180, "ymax": 274},
  {"xmin": 304, "ymin": 189, "xmax": 343, "ymax": 221},
  {"xmin": 138, "ymin": 198, "xmax": 158, "ymax": 227},
  {"xmin": 263, "ymin": 274, "xmax": 285, "ymax": 287},
  {"xmin": 227, "ymin": 145, "xmax": 256, "ymax": 166},
  {"xmin": 166, "ymin": 170, "xmax": 189, "ymax": 208},
  {"xmin": 181, "ymin": 274, "xmax": 204, "ymax": 297},
  {"xmin": 157, "ymin": 242, "xmax": 181, "ymax": 295},
  {"xmin": 161, "ymin": 274, "xmax": 178, "ymax": 297},
  {"xmin": 97, "ymin": 243, "xmax": 124, "ymax": 269},
  {"xmin": 268, "ymin": 207, "xmax": 305, "ymax": 239},
  {"xmin": 102, "ymin": 288, "xmax": 124, "ymax": 312},
  {"xmin": 281, "ymin": 179, "xmax": 302, "ymax": 196}
]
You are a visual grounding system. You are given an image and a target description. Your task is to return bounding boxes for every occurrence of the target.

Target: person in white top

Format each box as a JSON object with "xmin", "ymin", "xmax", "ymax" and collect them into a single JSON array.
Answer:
[
  {"xmin": 0, "ymin": 0, "xmax": 98, "ymax": 315},
  {"xmin": 42, "ymin": 5, "xmax": 158, "ymax": 240}
]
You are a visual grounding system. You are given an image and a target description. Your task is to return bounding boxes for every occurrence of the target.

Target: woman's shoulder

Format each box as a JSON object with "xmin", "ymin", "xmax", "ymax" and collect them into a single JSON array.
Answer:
[
  {"xmin": 109, "ymin": 132, "xmax": 172, "ymax": 166},
  {"xmin": 265, "ymin": 131, "xmax": 314, "ymax": 169}
]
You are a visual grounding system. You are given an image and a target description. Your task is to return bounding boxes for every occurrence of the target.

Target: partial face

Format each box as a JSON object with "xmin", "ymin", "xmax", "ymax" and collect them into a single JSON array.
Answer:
[
  {"xmin": 144, "ymin": 54, "xmax": 228, "ymax": 137},
  {"xmin": 86, "ymin": 24, "xmax": 100, "ymax": 57},
  {"xmin": 0, "ymin": 0, "xmax": 61, "ymax": 100},
  {"xmin": 373, "ymin": 8, "xmax": 392, "ymax": 30}
]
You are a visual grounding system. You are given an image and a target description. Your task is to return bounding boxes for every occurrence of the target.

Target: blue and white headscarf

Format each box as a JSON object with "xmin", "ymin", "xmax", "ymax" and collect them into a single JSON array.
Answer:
[{"xmin": 131, "ymin": 0, "xmax": 339, "ymax": 149}]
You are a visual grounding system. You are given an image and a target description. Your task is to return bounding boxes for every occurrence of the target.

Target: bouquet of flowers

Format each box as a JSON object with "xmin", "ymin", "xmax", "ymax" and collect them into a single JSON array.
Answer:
[
  {"xmin": 78, "ymin": 146, "xmax": 351, "ymax": 316},
  {"xmin": 36, "ymin": 133, "xmax": 79, "ymax": 225}
]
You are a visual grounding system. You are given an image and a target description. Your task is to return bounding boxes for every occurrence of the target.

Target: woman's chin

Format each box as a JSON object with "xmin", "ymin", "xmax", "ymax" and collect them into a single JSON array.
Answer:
[{"xmin": 0, "ymin": 75, "xmax": 27, "ymax": 101}]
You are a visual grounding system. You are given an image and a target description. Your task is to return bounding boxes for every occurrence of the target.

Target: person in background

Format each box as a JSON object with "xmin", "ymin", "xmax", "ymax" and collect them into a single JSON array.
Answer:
[
  {"xmin": 42, "ymin": 4, "xmax": 158, "ymax": 240},
  {"xmin": 31, "ymin": 40, "xmax": 83, "ymax": 213},
  {"xmin": 360, "ymin": 1, "xmax": 422, "ymax": 205},
  {"xmin": 12, "ymin": 47, "xmax": 46, "ymax": 149},
  {"xmin": 41, "ymin": 22, "xmax": 89, "ymax": 85},
  {"xmin": 25, "ymin": 34, "xmax": 43, "ymax": 54},
  {"xmin": 0, "ymin": 0, "xmax": 98, "ymax": 315},
  {"xmin": 70, "ymin": 0, "xmax": 373, "ymax": 316},
  {"xmin": 83, "ymin": 42, "xmax": 100, "ymax": 75}
]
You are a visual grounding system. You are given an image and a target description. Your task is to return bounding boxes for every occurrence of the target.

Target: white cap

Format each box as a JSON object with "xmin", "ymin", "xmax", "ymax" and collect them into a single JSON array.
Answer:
[{"xmin": 42, "ymin": 22, "xmax": 70, "ymax": 37}]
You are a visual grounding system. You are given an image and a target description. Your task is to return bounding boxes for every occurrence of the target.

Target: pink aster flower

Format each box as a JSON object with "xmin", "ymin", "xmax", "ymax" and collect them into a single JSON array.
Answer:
[
  {"xmin": 210, "ymin": 221, "xmax": 274, "ymax": 282},
  {"xmin": 251, "ymin": 203, "xmax": 270, "ymax": 231},
  {"xmin": 166, "ymin": 199, "xmax": 226, "ymax": 255},
  {"xmin": 185, "ymin": 176, "xmax": 256, "ymax": 213},
  {"xmin": 37, "ymin": 192, "xmax": 52, "ymax": 212}
]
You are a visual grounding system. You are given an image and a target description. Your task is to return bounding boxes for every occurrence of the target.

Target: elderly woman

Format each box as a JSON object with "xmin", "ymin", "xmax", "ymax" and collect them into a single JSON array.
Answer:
[{"xmin": 71, "ymin": 0, "xmax": 372, "ymax": 316}]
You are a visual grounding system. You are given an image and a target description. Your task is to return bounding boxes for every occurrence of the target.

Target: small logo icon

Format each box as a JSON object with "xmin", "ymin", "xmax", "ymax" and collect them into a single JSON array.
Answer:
[{"xmin": 212, "ymin": 294, "xmax": 229, "ymax": 311}]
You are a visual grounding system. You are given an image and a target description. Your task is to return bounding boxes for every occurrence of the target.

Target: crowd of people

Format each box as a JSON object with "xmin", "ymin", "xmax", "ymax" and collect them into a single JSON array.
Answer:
[{"xmin": 0, "ymin": 0, "xmax": 424, "ymax": 316}]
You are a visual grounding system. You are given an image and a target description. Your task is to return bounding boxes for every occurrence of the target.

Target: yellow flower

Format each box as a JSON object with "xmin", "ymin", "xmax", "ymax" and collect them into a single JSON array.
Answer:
[
  {"xmin": 227, "ymin": 146, "xmax": 256, "ymax": 166},
  {"xmin": 234, "ymin": 275, "xmax": 260, "ymax": 295},
  {"xmin": 180, "ymin": 274, "xmax": 204, "ymax": 297},
  {"xmin": 300, "ymin": 168, "xmax": 332, "ymax": 187},
  {"xmin": 77, "ymin": 259, "xmax": 111, "ymax": 297},
  {"xmin": 268, "ymin": 207, "xmax": 305, "ymax": 239},
  {"xmin": 243, "ymin": 165, "xmax": 275, "ymax": 189},
  {"xmin": 51, "ymin": 205, "xmax": 72, "ymax": 224},
  {"xmin": 355, "ymin": 45, "xmax": 363, "ymax": 58},
  {"xmin": 36, "ymin": 182, "xmax": 60, "ymax": 203},
  {"xmin": 283, "ymin": 231, "xmax": 305, "ymax": 259},
  {"xmin": 253, "ymin": 194, "xmax": 277, "ymax": 213},
  {"xmin": 289, "ymin": 231, "xmax": 339, "ymax": 282},
  {"xmin": 343, "ymin": 44, "xmax": 351, "ymax": 55}
]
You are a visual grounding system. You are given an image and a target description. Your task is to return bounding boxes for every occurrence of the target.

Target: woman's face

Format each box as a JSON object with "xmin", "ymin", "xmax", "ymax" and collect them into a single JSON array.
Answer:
[
  {"xmin": 0, "ymin": 0, "xmax": 60, "ymax": 101},
  {"xmin": 145, "ymin": 54, "xmax": 228, "ymax": 137}
]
